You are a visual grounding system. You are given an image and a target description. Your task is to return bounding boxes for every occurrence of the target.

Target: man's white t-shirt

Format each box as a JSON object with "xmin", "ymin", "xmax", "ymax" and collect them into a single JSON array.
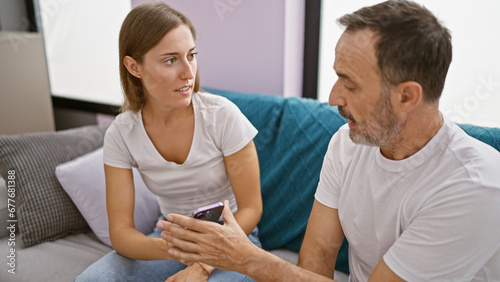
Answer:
[
  {"xmin": 103, "ymin": 92, "xmax": 258, "ymax": 217},
  {"xmin": 315, "ymin": 116, "xmax": 500, "ymax": 281}
]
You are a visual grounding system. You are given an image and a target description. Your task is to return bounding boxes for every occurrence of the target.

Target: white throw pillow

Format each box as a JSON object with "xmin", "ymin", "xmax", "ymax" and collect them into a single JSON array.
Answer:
[{"xmin": 55, "ymin": 147, "xmax": 161, "ymax": 247}]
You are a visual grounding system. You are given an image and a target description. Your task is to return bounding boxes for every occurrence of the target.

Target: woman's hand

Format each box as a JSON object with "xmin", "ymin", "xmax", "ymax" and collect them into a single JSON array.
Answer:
[{"xmin": 165, "ymin": 263, "xmax": 210, "ymax": 282}]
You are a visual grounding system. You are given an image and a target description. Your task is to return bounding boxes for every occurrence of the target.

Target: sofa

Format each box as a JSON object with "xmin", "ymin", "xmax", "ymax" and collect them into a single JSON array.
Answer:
[{"xmin": 1, "ymin": 88, "xmax": 499, "ymax": 281}]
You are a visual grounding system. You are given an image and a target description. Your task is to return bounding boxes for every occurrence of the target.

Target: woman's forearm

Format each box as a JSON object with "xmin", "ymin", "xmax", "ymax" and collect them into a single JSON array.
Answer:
[
  {"xmin": 233, "ymin": 206, "xmax": 262, "ymax": 236},
  {"xmin": 110, "ymin": 226, "xmax": 171, "ymax": 260}
]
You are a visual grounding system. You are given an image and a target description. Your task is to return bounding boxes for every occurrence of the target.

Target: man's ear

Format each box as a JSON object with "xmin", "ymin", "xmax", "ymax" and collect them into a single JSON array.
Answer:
[
  {"xmin": 123, "ymin": 56, "xmax": 141, "ymax": 78},
  {"xmin": 394, "ymin": 81, "xmax": 422, "ymax": 113}
]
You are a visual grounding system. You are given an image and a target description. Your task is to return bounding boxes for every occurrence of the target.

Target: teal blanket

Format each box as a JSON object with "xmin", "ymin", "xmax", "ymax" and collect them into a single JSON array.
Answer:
[{"xmin": 206, "ymin": 88, "xmax": 349, "ymax": 271}]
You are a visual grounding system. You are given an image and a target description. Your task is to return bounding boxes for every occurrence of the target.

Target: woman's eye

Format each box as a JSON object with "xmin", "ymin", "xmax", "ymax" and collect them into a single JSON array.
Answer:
[
  {"xmin": 165, "ymin": 58, "xmax": 175, "ymax": 65},
  {"xmin": 188, "ymin": 52, "xmax": 198, "ymax": 60}
]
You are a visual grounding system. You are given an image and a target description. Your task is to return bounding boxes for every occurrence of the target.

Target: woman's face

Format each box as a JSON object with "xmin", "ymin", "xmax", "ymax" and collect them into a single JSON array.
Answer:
[{"xmin": 138, "ymin": 24, "xmax": 197, "ymax": 111}]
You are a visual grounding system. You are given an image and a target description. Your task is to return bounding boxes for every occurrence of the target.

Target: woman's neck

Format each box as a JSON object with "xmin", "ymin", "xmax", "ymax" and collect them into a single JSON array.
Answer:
[{"xmin": 142, "ymin": 101, "xmax": 193, "ymax": 128}]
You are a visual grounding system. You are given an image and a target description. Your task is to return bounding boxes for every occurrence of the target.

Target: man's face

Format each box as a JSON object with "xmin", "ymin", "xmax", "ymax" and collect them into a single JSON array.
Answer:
[{"xmin": 329, "ymin": 29, "xmax": 403, "ymax": 147}]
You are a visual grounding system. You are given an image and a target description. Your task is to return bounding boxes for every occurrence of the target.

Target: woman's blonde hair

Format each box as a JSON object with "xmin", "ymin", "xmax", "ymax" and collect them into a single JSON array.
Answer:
[{"xmin": 118, "ymin": 3, "xmax": 200, "ymax": 112}]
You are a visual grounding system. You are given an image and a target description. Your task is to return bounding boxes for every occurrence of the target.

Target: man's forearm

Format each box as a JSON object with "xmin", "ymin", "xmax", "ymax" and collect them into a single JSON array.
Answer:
[
  {"xmin": 241, "ymin": 246, "xmax": 335, "ymax": 282},
  {"xmin": 298, "ymin": 254, "xmax": 337, "ymax": 278},
  {"xmin": 160, "ymin": 204, "xmax": 337, "ymax": 281}
]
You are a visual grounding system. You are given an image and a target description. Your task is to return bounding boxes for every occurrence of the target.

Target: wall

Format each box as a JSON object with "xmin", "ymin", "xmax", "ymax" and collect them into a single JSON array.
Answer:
[
  {"xmin": 0, "ymin": 2, "xmax": 57, "ymax": 133},
  {"xmin": 0, "ymin": 1, "xmax": 98, "ymax": 131},
  {"xmin": 0, "ymin": 0, "xmax": 28, "ymax": 31},
  {"xmin": 133, "ymin": 0, "xmax": 304, "ymax": 97},
  {"xmin": 0, "ymin": 0, "xmax": 305, "ymax": 130},
  {"xmin": 0, "ymin": 31, "xmax": 55, "ymax": 134}
]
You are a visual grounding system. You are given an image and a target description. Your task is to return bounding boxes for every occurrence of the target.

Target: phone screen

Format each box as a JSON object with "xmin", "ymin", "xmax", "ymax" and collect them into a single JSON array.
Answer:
[{"xmin": 192, "ymin": 202, "xmax": 224, "ymax": 222}]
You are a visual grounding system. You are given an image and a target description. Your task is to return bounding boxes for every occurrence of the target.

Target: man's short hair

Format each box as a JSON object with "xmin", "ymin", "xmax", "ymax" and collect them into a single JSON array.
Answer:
[{"xmin": 338, "ymin": 0, "xmax": 452, "ymax": 103}]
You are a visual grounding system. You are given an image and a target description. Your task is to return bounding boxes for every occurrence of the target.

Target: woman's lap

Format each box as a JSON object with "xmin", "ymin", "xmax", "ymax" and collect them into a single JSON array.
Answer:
[{"xmin": 75, "ymin": 223, "xmax": 260, "ymax": 282}]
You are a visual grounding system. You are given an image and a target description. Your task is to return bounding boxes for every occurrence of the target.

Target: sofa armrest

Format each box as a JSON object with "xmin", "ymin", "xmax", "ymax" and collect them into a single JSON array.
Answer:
[{"xmin": 0, "ymin": 178, "xmax": 8, "ymax": 238}]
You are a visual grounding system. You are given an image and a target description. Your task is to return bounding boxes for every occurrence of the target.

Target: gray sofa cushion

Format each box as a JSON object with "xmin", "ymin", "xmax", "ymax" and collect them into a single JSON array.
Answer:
[
  {"xmin": 0, "ymin": 232, "xmax": 112, "ymax": 281},
  {"xmin": 0, "ymin": 126, "xmax": 107, "ymax": 248}
]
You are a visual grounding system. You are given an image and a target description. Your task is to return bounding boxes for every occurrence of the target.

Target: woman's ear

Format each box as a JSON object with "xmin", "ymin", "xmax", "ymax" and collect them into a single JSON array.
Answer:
[
  {"xmin": 123, "ymin": 56, "xmax": 141, "ymax": 78},
  {"xmin": 394, "ymin": 81, "xmax": 423, "ymax": 113}
]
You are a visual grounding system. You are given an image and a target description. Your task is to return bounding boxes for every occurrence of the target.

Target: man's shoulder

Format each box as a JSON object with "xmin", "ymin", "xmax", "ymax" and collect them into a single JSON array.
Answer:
[
  {"xmin": 442, "ymin": 120, "xmax": 500, "ymax": 187},
  {"xmin": 325, "ymin": 124, "xmax": 375, "ymax": 166},
  {"xmin": 329, "ymin": 124, "xmax": 367, "ymax": 151},
  {"xmin": 331, "ymin": 124, "xmax": 350, "ymax": 142},
  {"xmin": 447, "ymin": 121, "xmax": 500, "ymax": 165}
]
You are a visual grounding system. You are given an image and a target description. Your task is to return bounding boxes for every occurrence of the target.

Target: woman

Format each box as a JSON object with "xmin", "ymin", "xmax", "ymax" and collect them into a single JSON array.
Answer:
[{"xmin": 76, "ymin": 3, "xmax": 262, "ymax": 281}]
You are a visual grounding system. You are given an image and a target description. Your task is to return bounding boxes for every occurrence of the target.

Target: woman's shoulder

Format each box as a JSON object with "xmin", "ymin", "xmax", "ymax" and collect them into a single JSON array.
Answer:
[
  {"xmin": 106, "ymin": 110, "xmax": 142, "ymax": 137},
  {"xmin": 194, "ymin": 91, "xmax": 238, "ymax": 111},
  {"xmin": 111, "ymin": 110, "xmax": 141, "ymax": 126},
  {"xmin": 105, "ymin": 110, "xmax": 143, "ymax": 145}
]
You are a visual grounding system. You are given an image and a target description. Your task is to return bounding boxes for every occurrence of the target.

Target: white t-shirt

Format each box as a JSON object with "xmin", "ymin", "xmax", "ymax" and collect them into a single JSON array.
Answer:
[
  {"xmin": 315, "ymin": 116, "xmax": 500, "ymax": 281},
  {"xmin": 103, "ymin": 92, "xmax": 258, "ymax": 217}
]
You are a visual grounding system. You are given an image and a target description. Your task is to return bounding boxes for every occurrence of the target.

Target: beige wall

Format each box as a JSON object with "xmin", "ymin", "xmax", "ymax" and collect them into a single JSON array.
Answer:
[{"xmin": 0, "ymin": 31, "xmax": 55, "ymax": 134}]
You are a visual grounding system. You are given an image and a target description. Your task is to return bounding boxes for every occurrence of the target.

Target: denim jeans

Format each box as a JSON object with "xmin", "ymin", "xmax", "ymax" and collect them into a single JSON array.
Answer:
[{"xmin": 75, "ymin": 219, "xmax": 261, "ymax": 282}]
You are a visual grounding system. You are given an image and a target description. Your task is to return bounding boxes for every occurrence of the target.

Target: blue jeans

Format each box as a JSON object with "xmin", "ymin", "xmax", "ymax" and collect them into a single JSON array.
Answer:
[{"xmin": 75, "ymin": 220, "xmax": 261, "ymax": 282}]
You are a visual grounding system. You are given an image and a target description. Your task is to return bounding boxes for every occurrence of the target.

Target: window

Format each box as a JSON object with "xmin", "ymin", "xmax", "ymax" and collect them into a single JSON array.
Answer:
[
  {"xmin": 35, "ymin": 0, "xmax": 131, "ymax": 106},
  {"xmin": 318, "ymin": 0, "xmax": 500, "ymax": 127}
]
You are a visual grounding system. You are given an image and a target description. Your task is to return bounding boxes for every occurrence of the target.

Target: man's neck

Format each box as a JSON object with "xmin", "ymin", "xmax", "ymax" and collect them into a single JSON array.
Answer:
[{"xmin": 380, "ymin": 109, "xmax": 443, "ymax": 160}]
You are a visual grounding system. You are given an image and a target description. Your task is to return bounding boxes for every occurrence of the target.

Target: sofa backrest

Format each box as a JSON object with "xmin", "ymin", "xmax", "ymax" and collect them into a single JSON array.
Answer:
[
  {"xmin": 206, "ymin": 88, "xmax": 346, "ymax": 251},
  {"xmin": 458, "ymin": 124, "xmax": 500, "ymax": 151}
]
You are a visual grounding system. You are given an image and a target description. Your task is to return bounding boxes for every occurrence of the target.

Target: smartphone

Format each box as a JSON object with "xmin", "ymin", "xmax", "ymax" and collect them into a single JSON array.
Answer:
[{"xmin": 192, "ymin": 202, "xmax": 224, "ymax": 222}]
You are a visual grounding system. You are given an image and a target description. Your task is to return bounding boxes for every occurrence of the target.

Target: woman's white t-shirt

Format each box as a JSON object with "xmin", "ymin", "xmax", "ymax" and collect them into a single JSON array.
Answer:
[{"xmin": 103, "ymin": 92, "xmax": 258, "ymax": 217}]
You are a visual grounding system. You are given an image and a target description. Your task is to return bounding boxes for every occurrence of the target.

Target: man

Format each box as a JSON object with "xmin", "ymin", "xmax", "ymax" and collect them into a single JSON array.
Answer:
[{"xmin": 158, "ymin": 1, "xmax": 500, "ymax": 281}]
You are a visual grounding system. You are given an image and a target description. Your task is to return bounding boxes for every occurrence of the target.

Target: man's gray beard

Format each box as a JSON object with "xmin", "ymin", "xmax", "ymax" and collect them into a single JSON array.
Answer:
[{"xmin": 342, "ymin": 94, "xmax": 403, "ymax": 147}]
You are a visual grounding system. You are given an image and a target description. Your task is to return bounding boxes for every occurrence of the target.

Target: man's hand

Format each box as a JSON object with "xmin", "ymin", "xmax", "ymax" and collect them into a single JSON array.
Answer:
[
  {"xmin": 157, "ymin": 200, "xmax": 259, "ymax": 273},
  {"xmin": 157, "ymin": 200, "xmax": 338, "ymax": 282}
]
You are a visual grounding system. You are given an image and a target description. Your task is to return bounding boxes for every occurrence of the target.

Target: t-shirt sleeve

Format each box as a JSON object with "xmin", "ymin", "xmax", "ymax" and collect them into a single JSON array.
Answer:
[
  {"xmin": 315, "ymin": 130, "xmax": 343, "ymax": 209},
  {"xmin": 383, "ymin": 181, "xmax": 500, "ymax": 281},
  {"xmin": 216, "ymin": 98, "xmax": 258, "ymax": 157},
  {"xmin": 103, "ymin": 123, "xmax": 133, "ymax": 169}
]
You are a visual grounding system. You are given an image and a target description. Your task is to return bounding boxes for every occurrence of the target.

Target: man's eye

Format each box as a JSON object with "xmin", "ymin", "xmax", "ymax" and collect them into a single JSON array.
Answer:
[{"xmin": 343, "ymin": 80, "xmax": 354, "ymax": 91}]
